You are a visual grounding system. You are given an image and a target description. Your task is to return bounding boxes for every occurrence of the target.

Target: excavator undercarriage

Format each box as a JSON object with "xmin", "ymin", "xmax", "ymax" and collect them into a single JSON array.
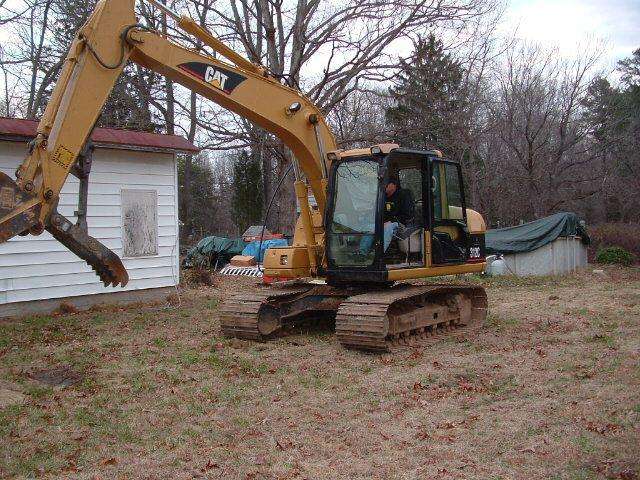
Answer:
[{"xmin": 220, "ymin": 283, "xmax": 487, "ymax": 352}]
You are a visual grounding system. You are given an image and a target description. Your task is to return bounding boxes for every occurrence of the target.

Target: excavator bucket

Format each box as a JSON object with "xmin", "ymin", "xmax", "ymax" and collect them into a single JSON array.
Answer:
[
  {"xmin": 46, "ymin": 211, "xmax": 129, "ymax": 288},
  {"xmin": 0, "ymin": 172, "xmax": 41, "ymax": 242},
  {"xmin": 0, "ymin": 172, "xmax": 128, "ymax": 287}
]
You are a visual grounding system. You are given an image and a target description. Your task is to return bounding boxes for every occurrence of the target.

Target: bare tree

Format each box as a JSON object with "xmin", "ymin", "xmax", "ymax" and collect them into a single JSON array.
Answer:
[
  {"xmin": 328, "ymin": 87, "xmax": 393, "ymax": 148},
  {"xmin": 180, "ymin": 0, "xmax": 499, "ymax": 232},
  {"xmin": 478, "ymin": 42, "xmax": 602, "ymax": 223}
]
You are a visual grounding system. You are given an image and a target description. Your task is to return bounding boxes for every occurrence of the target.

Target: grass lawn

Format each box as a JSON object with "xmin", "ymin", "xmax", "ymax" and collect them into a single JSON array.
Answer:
[{"xmin": 0, "ymin": 267, "xmax": 639, "ymax": 479}]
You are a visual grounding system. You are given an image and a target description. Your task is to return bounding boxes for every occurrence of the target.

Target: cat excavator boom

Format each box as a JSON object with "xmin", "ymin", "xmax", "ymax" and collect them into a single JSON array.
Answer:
[
  {"xmin": 0, "ymin": 0, "xmax": 488, "ymax": 352},
  {"xmin": 0, "ymin": 0, "xmax": 334, "ymax": 287}
]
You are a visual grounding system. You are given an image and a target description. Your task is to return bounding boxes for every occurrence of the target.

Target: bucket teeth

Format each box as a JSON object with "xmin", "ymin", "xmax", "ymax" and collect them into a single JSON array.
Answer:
[{"xmin": 46, "ymin": 212, "xmax": 128, "ymax": 287}]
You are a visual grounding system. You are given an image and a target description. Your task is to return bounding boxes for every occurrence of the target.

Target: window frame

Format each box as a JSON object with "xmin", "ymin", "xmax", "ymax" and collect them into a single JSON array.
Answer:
[
  {"xmin": 428, "ymin": 158, "xmax": 468, "ymax": 227},
  {"xmin": 121, "ymin": 188, "xmax": 159, "ymax": 259},
  {"xmin": 427, "ymin": 158, "xmax": 469, "ymax": 265},
  {"xmin": 325, "ymin": 155, "xmax": 386, "ymax": 271}
]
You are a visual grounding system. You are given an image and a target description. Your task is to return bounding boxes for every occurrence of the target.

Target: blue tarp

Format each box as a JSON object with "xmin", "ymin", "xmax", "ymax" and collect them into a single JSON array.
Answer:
[
  {"xmin": 485, "ymin": 212, "xmax": 589, "ymax": 255},
  {"xmin": 242, "ymin": 239, "xmax": 288, "ymax": 262}
]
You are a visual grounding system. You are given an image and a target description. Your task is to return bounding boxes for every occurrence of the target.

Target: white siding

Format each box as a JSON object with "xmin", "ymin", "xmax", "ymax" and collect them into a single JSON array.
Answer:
[
  {"xmin": 0, "ymin": 141, "xmax": 179, "ymax": 305},
  {"xmin": 500, "ymin": 236, "xmax": 588, "ymax": 276}
]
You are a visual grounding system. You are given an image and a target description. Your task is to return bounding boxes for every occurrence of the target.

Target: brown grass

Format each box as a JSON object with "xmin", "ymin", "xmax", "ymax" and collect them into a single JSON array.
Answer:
[{"xmin": 0, "ymin": 268, "xmax": 638, "ymax": 479}]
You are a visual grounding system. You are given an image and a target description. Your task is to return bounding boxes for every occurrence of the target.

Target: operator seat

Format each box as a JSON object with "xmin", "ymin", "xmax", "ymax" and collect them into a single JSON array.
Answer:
[{"xmin": 397, "ymin": 191, "xmax": 422, "ymax": 257}]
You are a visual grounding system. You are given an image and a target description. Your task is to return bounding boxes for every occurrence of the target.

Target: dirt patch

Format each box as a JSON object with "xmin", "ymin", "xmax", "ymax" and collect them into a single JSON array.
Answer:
[
  {"xmin": 0, "ymin": 382, "xmax": 25, "ymax": 408},
  {"xmin": 0, "ymin": 269, "xmax": 638, "ymax": 479},
  {"xmin": 28, "ymin": 365, "xmax": 84, "ymax": 388}
]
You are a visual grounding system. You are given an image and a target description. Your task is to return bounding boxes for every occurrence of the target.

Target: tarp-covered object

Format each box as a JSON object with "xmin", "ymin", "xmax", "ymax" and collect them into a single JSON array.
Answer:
[
  {"xmin": 242, "ymin": 239, "xmax": 288, "ymax": 262},
  {"xmin": 485, "ymin": 212, "xmax": 590, "ymax": 255},
  {"xmin": 183, "ymin": 236, "xmax": 247, "ymax": 267}
]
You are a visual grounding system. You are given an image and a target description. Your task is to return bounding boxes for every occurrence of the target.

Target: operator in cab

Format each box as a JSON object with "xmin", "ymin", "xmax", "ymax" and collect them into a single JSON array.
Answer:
[
  {"xmin": 381, "ymin": 178, "xmax": 415, "ymax": 251},
  {"xmin": 384, "ymin": 179, "xmax": 414, "ymax": 225},
  {"xmin": 359, "ymin": 178, "xmax": 415, "ymax": 254}
]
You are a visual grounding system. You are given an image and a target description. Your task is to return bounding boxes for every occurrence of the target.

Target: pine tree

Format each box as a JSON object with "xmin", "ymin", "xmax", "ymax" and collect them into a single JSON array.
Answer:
[
  {"xmin": 178, "ymin": 154, "xmax": 218, "ymax": 239},
  {"xmin": 581, "ymin": 48, "xmax": 640, "ymax": 221},
  {"xmin": 386, "ymin": 34, "xmax": 466, "ymax": 155},
  {"xmin": 231, "ymin": 150, "xmax": 264, "ymax": 234}
]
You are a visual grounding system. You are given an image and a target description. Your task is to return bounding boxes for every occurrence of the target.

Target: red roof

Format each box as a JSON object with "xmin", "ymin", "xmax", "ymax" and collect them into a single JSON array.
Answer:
[{"xmin": 0, "ymin": 117, "xmax": 199, "ymax": 153}]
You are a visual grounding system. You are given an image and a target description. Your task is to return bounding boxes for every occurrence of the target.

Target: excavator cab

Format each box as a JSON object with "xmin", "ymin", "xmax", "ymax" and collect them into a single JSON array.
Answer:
[{"xmin": 325, "ymin": 147, "xmax": 485, "ymax": 286}]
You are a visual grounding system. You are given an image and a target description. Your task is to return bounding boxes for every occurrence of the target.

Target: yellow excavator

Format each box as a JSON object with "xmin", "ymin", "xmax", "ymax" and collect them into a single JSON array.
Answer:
[{"xmin": 0, "ymin": 0, "xmax": 488, "ymax": 352}]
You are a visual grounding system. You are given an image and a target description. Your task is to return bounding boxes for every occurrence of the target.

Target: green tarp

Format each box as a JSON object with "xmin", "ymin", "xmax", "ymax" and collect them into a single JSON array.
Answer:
[
  {"xmin": 485, "ymin": 212, "xmax": 589, "ymax": 255},
  {"xmin": 183, "ymin": 236, "xmax": 247, "ymax": 268}
]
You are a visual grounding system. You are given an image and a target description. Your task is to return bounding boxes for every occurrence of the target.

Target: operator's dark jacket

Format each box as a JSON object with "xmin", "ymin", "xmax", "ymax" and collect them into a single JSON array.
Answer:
[{"xmin": 384, "ymin": 188, "xmax": 415, "ymax": 225}]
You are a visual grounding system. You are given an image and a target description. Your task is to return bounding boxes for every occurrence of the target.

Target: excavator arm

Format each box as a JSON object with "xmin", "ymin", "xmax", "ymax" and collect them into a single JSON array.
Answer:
[{"xmin": 0, "ymin": 0, "xmax": 336, "ymax": 287}]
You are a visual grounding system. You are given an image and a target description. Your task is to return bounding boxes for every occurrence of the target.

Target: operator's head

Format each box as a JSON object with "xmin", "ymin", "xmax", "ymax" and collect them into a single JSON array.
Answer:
[{"xmin": 385, "ymin": 179, "xmax": 399, "ymax": 198}]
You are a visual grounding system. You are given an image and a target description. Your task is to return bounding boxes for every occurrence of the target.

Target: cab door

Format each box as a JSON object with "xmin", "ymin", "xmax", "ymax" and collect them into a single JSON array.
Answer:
[{"xmin": 428, "ymin": 159, "xmax": 469, "ymax": 265}]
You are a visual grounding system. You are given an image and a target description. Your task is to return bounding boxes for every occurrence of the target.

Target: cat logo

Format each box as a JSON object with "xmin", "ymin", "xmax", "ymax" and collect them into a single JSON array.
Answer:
[
  {"xmin": 204, "ymin": 66, "xmax": 228, "ymax": 91},
  {"xmin": 178, "ymin": 62, "xmax": 247, "ymax": 94}
]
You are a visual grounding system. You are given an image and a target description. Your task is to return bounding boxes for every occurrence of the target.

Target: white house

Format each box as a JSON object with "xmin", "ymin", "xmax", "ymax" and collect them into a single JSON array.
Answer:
[{"xmin": 0, "ymin": 117, "xmax": 198, "ymax": 317}]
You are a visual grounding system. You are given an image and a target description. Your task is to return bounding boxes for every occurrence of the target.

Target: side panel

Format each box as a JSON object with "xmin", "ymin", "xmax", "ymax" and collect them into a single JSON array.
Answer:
[{"xmin": 387, "ymin": 262, "xmax": 486, "ymax": 281}]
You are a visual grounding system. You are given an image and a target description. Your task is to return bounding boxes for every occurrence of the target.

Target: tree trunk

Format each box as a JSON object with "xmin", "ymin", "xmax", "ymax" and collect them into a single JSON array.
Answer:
[{"xmin": 183, "ymin": 90, "xmax": 198, "ymax": 237}]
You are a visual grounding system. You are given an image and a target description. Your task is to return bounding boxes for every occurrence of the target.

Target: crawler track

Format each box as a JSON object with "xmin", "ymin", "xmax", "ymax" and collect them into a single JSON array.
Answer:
[
  {"xmin": 335, "ymin": 284, "xmax": 487, "ymax": 352},
  {"xmin": 220, "ymin": 282, "xmax": 487, "ymax": 352},
  {"xmin": 219, "ymin": 284, "xmax": 313, "ymax": 340}
]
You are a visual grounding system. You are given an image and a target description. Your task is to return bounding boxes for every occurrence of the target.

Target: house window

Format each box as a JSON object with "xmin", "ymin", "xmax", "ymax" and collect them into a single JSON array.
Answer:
[{"xmin": 122, "ymin": 189, "xmax": 158, "ymax": 257}]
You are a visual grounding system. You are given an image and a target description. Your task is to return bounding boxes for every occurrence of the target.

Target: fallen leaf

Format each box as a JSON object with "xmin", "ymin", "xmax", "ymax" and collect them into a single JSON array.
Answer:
[
  {"xmin": 408, "ymin": 350, "xmax": 423, "ymax": 360},
  {"xmin": 619, "ymin": 469, "xmax": 638, "ymax": 480},
  {"xmin": 200, "ymin": 460, "xmax": 219, "ymax": 472},
  {"xmin": 438, "ymin": 421, "xmax": 456, "ymax": 430},
  {"xmin": 275, "ymin": 437, "xmax": 292, "ymax": 450}
]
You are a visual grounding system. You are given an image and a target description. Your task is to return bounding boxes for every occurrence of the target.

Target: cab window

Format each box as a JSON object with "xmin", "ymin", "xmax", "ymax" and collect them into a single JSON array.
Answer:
[
  {"xmin": 432, "ymin": 161, "xmax": 464, "ymax": 221},
  {"xmin": 398, "ymin": 168, "xmax": 423, "ymax": 226}
]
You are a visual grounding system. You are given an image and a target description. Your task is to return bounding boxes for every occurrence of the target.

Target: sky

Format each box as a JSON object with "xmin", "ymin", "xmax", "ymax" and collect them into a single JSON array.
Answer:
[
  {"xmin": 0, "ymin": 0, "xmax": 637, "ymax": 66},
  {"xmin": 0, "ymin": 0, "xmax": 638, "ymax": 91},
  {"xmin": 505, "ymin": 0, "xmax": 639, "ymax": 72}
]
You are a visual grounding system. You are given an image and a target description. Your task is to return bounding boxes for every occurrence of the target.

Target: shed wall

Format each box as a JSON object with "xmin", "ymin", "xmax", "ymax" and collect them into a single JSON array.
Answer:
[
  {"xmin": 0, "ymin": 141, "xmax": 179, "ymax": 307},
  {"xmin": 501, "ymin": 236, "xmax": 588, "ymax": 276}
]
